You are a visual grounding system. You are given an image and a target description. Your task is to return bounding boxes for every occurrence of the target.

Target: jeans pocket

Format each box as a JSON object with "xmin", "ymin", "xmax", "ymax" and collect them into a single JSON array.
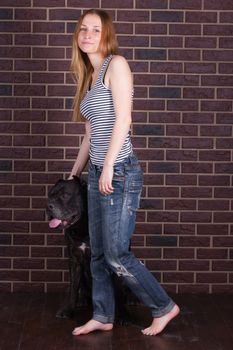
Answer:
[
  {"xmin": 113, "ymin": 163, "xmax": 125, "ymax": 182},
  {"xmin": 126, "ymin": 173, "xmax": 143, "ymax": 215}
]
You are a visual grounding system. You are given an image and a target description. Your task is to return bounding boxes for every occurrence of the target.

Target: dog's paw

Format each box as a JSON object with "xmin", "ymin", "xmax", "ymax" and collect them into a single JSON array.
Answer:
[{"xmin": 56, "ymin": 307, "xmax": 74, "ymax": 319}]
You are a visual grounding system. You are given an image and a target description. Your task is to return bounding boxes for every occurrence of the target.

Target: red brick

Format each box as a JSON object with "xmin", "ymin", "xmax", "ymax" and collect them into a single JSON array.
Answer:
[
  {"xmin": 31, "ymin": 271, "xmax": 62, "ymax": 282},
  {"xmin": 32, "ymin": 148, "xmax": 64, "ymax": 160},
  {"xmin": 0, "ymin": 259, "xmax": 11, "ymax": 269},
  {"xmin": 215, "ymin": 163, "xmax": 233, "ymax": 174},
  {"xmin": 213, "ymin": 237, "xmax": 233, "ymax": 247},
  {"xmin": 169, "ymin": 49, "xmax": 200, "ymax": 61},
  {"xmin": 15, "ymin": 9, "xmax": 46, "ymax": 20},
  {"xmin": 201, "ymin": 101, "xmax": 232, "ymax": 112},
  {"xmin": 197, "ymin": 224, "xmax": 229, "ymax": 236},
  {"xmin": 32, "ymin": 98, "xmax": 63, "ymax": 109},
  {"xmin": 214, "ymin": 212, "xmax": 233, "ymax": 223},
  {"xmin": 178, "ymin": 285, "xmax": 209, "ymax": 293},
  {"xmin": 14, "ymin": 160, "xmax": 45, "ymax": 172},
  {"xmin": 219, "ymin": 38, "xmax": 233, "ymax": 49},
  {"xmin": 184, "ymin": 62, "xmax": 216, "ymax": 74},
  {"xmin": 212, "ymin": 261, "xmax": 233, "ymax": 271},
  {"xmin": 0, "ymin": 22, "xmax": 30, "ymax": 33},
  {"xmin": 0, "ymin": 97, "xmax": 30, "ymax": 109},
  {"xmin": 0, "ymin": 148, "xmax": 29, "ymax": 159},
  {"xmin": 170, "ymin": 0, "xmax": 202, "ymax": 9},
  {"xmin": 143, "ymin": 174, "xmax": 164, "ymax": 186},
  {"xmin": 186, "ymin": 11, "xmax": 217, "ymax": 23},
  {"xmin": 117, "ymin": 10, "xmax": 149, "ymax": 22},
  {"xmin": 148, "ymin": 211, "xmax": 179, "ymax": 223},
  {"xmin": 148, "ymin": 187, "xmax": 179, "ymax": 198},
  {"xmin": 183, "ymin": 87, "xmax": 214, "ymax": 99},
  {"xmin": 166, "ymin": 150, "xmax": 197, "ymax": 161},
  {"xmin": 32, "ymin": 73, "xmax": 64, "ymax": 84},
  {"xmin": 13, "ymin": 258, "xmax": 44, "ymax": 270},
  {"xmin": 164, "ymin": 224, "xmax": 195, "ymax": 235},
  {"xmin": 118, "ymin": 35, "xmax": 149, "ymax": 47},
  {"xmin": 199, "ymin": 150, "xmax": 231, "ymax": 161},
  {"xmin": 14, "ymin": 210, "xmax": 44, "ymax": 222},
  {"xmin": 137, "ymin": 149, "xmax": 164, "ymax": 161},
  {"xmin": 204, "ymin": 25, "xmax": 233, "ymax": 36},
  {"xmin": 168, "ymin": 74, "xmax": 199, "ymax": 86},
  {"xmin": 212, "ymin": 285, "xmax": 233, "ymax": 293},
  {"xmin": 14, "ymin": 110, "xmax": 46, "ymax": 121},
  {"xmin": 166, "ymin": 175, "xmax": 197, "ymax": 186},
  {"xmin": 0, "ymin": 197, "xmax": 29, "ymax": 209},
  {"xmin": 181, "ymin": 187, "xmax": 212, "ymax": 198},
  {"xmin": 149, "ymin": 112, "xmax": 180, "ymax": 124},
  {"xmin": 0, "ymin": 246, "xmax": 29, "ymax": 257},
  {"xmin": 182, "ymin": 162, "xmax": 213, "ymax": 174},
  {"xmin": 165, "ymin": 199, "xmax": 196, "ymax": 211},
  {"xmin": 181, "ymin": 212, "xmax": 212, "ymax": 223},
  {"xmin": 218, "ymin": 88, "xmax": 233, "ymax": 99},
  {"xmin": 197, "ymin": 273, "xmax": 227, "ymax": 283},
  {"xmin": 202, "ymin": 75, "xmax": 233, "ymax": 86},
  {"xmin": 0, "ymin": 136, "xmax": 12, "ymax": 146},
  {"xmin": 152, "ymin": 37, "xmax": 182, "ymax": 48},
  {"xmin": 1, "ymin": 72, "xmax": 30, "ymax": 84},
  {"xmin": 185, "ymin": 36, "xmax": 217, "ymax": 48},
  {"xmin": 31, "ymin": 247, "xmax": 62, "ymax": 258},
  {"xmin": 0, "ymin": 34, "xmax": 12, "ymax": 45},
  {"xmin": 204, "ymin": 0, "xmax": 233, "ymax": 10},
  {"xmin": 15, "ymin": 59, "xmax": 46, "ymax": 71},
  {"xmin": 199, "ymin": 176, "xmax": 230, "ymax": 187},
  {"xmin": 136, "ymin": 0, "xmax": 168, "ymax": 8},
  {"xmin": 182, "ymin": 137, "xmax": 213, "ymax": 149},
  {"xmin": 115, "ymin": 23, "xmax": 133, "ymax": 34},
  {"xmin": 197, "ymin": 249, "xmax": 228, "ymax": 259},
  {"xmin": 0, "ymin": 185, "xmax": 12, "ymax": 195},
  {"xmin": 219, "ymin": 63, "xmax": 233, "ymax": 74},
  {"xmin": 14, "ymin": 135, "xmax": 45, "ymax": 147},
  {"xmin": 179, "ymin": 260, "xmax": 210, "ymax": 271},
  {"xmin": 164, "ymin": 248, "xmax": 195, "ymax": 259},
  {"xmin": 220, "ymin": 12, "xmax": 233, "ymax": 23},
  {"xmin": 13, "ymin": 283, "xmax": 44, "ymax": 293},
  {"xmin": 164, "ymin": 272, "xmax": 194, "ymax": 283},
  {"xmin": 135, "ymin": 223, "xmax": 162, "ymax": 235},
  {"xmin": 146, "ymin": 260, "xmax": 177, "ymax": 271},
  {"xmin": 0, "ymin": 270, "xmax": 29, "ymax": 281},
  {"xmin": 215, "ymin": 188, "xmax": 233, "ymax": 198}
]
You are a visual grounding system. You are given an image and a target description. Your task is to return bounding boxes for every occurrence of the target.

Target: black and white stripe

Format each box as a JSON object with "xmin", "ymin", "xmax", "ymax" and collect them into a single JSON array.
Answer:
[{"xmin": 80, "ymin": 55, "xmax": 132, "ymax": 166}]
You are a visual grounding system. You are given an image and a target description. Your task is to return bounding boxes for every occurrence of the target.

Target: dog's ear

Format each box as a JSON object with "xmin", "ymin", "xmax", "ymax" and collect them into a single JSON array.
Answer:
[{"xmin": 73, "ymin": 175, "xmax": 81, "ymax": 183}]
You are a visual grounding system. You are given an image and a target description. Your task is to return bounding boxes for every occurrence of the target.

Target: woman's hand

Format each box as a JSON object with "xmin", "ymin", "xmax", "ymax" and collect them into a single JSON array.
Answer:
[{"xmin": 99, "ymin": 164, "xmax": 114, "ymax": 195}]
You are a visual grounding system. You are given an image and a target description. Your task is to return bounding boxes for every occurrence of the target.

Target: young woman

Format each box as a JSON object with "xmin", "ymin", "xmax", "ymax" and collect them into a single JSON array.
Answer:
[{"xmin": 69, "ymin": 9, "xmax": 180, "ymax": 336}]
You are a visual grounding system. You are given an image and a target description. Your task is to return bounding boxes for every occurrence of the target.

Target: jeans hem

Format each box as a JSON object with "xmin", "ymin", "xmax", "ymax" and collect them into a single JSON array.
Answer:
[
  {"xmin": 152, "ymin": 300, "xmax": 176, "ymax": 318},
  {"xmin": 93, "ymin": 314, "xmax": 114, "ymax": 324}
]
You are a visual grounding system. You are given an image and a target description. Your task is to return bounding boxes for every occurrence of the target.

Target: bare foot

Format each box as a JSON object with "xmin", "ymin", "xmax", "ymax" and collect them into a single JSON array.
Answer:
[
  {"xmin": 142, "ymin": 304, "xmax": 180, "ymax": 336},
  {"xmin": 72, "ymin": 319, "xmax": 113, "ymax": 336}
]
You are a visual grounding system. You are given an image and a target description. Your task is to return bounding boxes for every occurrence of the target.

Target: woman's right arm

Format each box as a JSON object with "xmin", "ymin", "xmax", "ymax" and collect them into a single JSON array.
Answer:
[{"xmin": 68, "ymin": 120, "xmax": 90, "ymax": 179}]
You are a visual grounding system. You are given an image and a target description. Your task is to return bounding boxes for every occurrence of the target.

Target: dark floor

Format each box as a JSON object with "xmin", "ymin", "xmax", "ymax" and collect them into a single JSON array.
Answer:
[{"xmin": 0, "ymin": 292, "xmax": 232, "ymax": 350}]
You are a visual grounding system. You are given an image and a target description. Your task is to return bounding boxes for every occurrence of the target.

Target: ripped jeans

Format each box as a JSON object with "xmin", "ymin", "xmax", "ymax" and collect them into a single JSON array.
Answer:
[{"xmin": 88, "ymin": 153, "xmax": 175, "ymax": 324}]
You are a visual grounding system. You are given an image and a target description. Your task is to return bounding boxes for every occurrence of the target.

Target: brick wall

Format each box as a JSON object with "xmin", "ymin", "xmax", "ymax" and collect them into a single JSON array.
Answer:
[{"xmin": 0, "ymin": 0, "xmax": 233, "ymax": 294}]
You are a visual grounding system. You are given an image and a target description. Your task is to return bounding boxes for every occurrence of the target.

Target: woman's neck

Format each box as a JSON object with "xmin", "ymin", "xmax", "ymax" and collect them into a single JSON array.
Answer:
[{"xmin": 88, "ymin": 53, "xmax": 105, "ymax": 73}]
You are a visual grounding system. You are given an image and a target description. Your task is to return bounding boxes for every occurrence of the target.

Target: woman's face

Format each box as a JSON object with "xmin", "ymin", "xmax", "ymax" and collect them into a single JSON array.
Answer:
[{"xmin": 77, "ymin": 14, "xmax": 102, "ymax": 55}]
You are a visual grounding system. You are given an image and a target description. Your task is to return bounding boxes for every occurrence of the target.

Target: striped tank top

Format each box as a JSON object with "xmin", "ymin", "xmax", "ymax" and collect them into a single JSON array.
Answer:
[{"xmin": 80, "ymin": 55, "xmax": 132, "ymax": 166}]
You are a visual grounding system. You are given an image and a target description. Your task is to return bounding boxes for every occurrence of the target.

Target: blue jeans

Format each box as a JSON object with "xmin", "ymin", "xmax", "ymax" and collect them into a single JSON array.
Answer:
[{"xmin": 88, "ymin": 153, "xmax": 175, "ymax": 324}]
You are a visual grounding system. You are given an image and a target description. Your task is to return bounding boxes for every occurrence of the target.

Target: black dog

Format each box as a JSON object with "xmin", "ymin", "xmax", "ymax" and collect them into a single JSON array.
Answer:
[{"xmin": 46, "ymin": 176, "xmax": 136, "ymax": 322}]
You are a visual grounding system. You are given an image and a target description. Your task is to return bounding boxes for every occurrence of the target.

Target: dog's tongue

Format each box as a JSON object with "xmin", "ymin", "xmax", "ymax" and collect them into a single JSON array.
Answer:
[{"xmin": 49, "ymin": 218, "xmax": 62, "ymax": 228}]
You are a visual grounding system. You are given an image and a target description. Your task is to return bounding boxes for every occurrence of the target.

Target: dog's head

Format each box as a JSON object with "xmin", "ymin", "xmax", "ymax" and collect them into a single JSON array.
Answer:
[{"xmin": 46, "ymin": 176, "xmax": 87, "ymax": 230}]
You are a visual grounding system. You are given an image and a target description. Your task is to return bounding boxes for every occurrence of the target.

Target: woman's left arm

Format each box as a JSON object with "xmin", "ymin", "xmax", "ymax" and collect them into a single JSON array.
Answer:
[{"xmin": 99, "ymin": 56, "xmax": 133, "ymax": 195}]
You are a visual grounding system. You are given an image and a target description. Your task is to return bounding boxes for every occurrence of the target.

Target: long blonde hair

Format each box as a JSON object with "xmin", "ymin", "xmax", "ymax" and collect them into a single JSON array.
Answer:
[{"xmin": 71, "ymin": 9, "xmax": 118, "ymax": 122}]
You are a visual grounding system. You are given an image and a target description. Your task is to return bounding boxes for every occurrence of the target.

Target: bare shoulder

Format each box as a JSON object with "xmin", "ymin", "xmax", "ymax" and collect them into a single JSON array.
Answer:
[{"xmin": 108, "ymin": 55, "xmax": 131, "ymax": 74}]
